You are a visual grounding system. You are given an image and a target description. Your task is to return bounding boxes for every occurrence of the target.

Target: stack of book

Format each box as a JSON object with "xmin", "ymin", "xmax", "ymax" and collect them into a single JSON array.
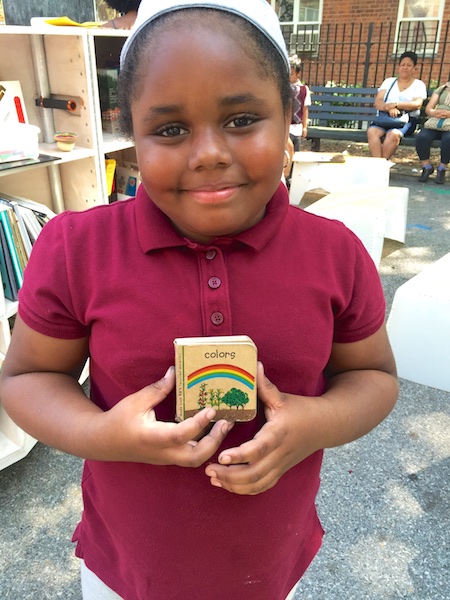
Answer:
[{"xmin": 0, "ymin": 193, "xmax": 55, "ymax": 302}]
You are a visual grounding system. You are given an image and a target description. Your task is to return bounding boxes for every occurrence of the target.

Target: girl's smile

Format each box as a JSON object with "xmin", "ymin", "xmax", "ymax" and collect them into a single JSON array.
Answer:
[{"xmin": 131, "ymin": 19, "xmax": 290, "ymax": 243}]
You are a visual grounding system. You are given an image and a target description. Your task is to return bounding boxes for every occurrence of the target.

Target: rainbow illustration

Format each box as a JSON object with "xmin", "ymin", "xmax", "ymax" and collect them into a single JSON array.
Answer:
[{"xmin": 187, "ymin": 363, "xmax": 255, "ymax": 390}]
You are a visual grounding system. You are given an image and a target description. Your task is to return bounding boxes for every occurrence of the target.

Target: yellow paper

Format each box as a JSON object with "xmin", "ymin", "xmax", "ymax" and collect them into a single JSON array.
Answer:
[
  {"xmin": 44, "ymin": 16, "xmax": 101, "ymax": 28},
  {"xmin": 105, "ymin": 159, "xmax": 116, "ymax": 197}
]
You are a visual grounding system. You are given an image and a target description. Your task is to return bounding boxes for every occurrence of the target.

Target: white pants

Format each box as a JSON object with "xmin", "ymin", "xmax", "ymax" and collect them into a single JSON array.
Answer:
[
  {"xmin": 80, "ymin": 560, "xmax": 122, "ymax": 600},
  {"xmin": 80, "ymin": 560, "xmax": 298, "ymax": 600}
]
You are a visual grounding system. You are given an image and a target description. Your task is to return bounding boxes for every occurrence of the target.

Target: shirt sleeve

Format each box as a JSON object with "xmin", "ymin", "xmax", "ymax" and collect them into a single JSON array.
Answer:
[
  {"xmin": 378, "ymin": 77, "xmax": 393, "ymax": 93},
  {"xmin": 332, "ymin": 231, "xmax": 386, "ymax": 344},
  {"xmin": 18, "ymin": 214, "xmax": 90, "ymax": 339},
  {"xmin": 304, "ymin": 85, "xmax": 312, "ymax": 107},
  {"xmin": 414, "ymin": 79, "xmax": 428, "ymax": 99}
]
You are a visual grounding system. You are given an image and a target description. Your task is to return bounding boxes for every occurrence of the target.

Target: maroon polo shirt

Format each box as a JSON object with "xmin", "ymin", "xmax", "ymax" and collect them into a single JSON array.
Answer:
[{"xmin": 19, "ymin": 183, "xmax": 385, "ymax": 600}]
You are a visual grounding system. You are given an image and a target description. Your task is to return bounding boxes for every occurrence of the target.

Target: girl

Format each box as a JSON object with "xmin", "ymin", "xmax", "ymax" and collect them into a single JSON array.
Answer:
[
  {"xmin": 288, "ymin": 53, "xmax": 311, "ymax": 152},
  {"xmin": 0, "ymin": 1, "xmax": 398, "ymax": 598}
]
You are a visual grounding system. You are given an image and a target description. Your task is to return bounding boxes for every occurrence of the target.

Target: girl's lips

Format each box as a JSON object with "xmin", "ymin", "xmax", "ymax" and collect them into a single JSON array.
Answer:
[{"xmin": 186, "ymin": 185, "xmax": 241, "ymax": 203}]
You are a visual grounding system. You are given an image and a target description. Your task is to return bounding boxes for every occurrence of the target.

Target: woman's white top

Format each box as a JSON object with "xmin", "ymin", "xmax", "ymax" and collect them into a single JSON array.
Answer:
[{"xmin": 379, "ymin": 77, "xmax": 427, "ymax": 117}]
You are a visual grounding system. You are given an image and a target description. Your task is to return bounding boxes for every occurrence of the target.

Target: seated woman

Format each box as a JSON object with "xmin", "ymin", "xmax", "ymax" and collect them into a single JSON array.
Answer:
[
  {"xmin": 367, "ymin": 51, "xmax": 427, "ymax": 160},
  {"xmin": 415, "ymin": 82, "xmax": 450, "ymax": 184},
  {"xmin": 101, "ymin": 0, "xmax": 141, "ymax": 30}
]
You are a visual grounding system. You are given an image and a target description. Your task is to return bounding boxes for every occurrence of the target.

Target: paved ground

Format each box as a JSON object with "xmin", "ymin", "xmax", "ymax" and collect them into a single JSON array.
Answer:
[{"xmin": 1, "ymin": 165, "xmax": 449, "ymax": 599}]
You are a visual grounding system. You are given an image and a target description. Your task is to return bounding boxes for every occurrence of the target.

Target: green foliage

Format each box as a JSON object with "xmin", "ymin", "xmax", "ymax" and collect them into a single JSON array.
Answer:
[
  {"xmin": 222, "ymin": 388, "xmax": 250, "ymax": 410},
  {"xmin": 197, "ymin": 385, "xmax": 249, "ymax": 411},
  {"xmin": 312, "ymin": 81, "xmax": 368, "ymax": 129}
]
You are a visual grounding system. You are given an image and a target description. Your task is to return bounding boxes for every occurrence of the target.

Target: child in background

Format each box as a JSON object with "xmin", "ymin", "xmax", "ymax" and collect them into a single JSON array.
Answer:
[
  {"xmin": 101, "ymin": 0, "xmax": 141, "ymax": 29},
  {"xmin": 0, "ymin": 1, "xmax": 398, "ymax": 599},
  {"xmin": 289, "ymin": 53, "xmax": 311, "ymax": 151}
]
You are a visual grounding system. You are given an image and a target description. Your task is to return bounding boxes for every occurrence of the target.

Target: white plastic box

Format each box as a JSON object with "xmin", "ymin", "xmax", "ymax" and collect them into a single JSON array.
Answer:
[{"xmin": 0, "ymin": 123, "xmax": 40, "ymax": 163}]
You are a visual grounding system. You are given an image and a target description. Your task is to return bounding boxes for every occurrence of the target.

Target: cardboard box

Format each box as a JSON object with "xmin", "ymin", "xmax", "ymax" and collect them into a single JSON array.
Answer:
[
  {"xmin": 0, "ymin": 81, "xmax": 29, "ymax": 125},
  {"xmin": 115, "ymin": 164, "xmax": 140, "ymax": 198}
]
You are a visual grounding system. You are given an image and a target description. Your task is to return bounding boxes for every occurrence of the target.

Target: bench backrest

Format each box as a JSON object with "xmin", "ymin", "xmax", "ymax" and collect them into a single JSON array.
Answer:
[
  {"xmin": 308, "ymin": 86, "xmax": 378, "ymax": 128},
  {"xmin": 308, "ymin": 85, "xmax": 434, "ymax": 129}
]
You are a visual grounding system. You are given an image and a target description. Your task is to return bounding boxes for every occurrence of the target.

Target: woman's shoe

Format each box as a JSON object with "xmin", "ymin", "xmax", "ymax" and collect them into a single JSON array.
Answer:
[
  {"xmin": 418, "ymin": 165, "xmax": 434, "ymax": 182},
  {"xmin": 436, "ymin": 168, "xmax": 446, "ymax": 184}
]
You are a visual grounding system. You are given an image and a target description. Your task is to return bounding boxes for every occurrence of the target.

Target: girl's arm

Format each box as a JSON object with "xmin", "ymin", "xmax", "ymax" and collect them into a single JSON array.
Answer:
[
  {"xmin": 205, "ymin": 323, "xmax": 398, "ymax": 495},
  {"xmin": 301, "ymin": 105, "xmax": 309, "ymax": 137},
  {"xmin": 0, "ymin": 316, "xmax": 231, "ymax": 465}
]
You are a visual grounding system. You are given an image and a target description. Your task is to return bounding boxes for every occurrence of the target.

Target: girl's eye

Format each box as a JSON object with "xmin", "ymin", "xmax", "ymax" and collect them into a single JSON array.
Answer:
[
  {"xmin": 226, "ymin": 114, "xmax": 257, "ymax": 128},
  {"xmin": 155, "ymin": 124, "xmax": 188, "ymax": 137}
]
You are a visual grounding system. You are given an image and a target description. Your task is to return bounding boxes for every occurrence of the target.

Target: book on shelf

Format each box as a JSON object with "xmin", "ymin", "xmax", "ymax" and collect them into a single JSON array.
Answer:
[
  {"xmin": 0, "ymin": 197, "xmax": 32, "ymax": 258},
  {"xmin": 0, "ymin": 224, "xmax": 19, "ymax": 301},
  {"xmin": 0, "ymin": 194, "xmax": 56, "ymax": 303},
  {"xmin": 0, "ymin": 206, "xmax": 23, "ymax": 290},
  {"xmin": 174, "ymin": 335, "xmax": 258, "ymax": 423}
]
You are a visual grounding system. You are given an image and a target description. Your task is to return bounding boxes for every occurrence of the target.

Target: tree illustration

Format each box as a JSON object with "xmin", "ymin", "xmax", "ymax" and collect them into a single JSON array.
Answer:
[{"xmin": 222, "ymin": 388, "xmax": 249, "ymax": 410}]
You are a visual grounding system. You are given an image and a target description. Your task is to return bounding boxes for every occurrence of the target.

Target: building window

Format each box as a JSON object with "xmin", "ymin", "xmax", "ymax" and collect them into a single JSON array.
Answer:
[
  {"xmin": 271, "ymin": 0, "xmax": 322, "ymax": 55},
  {"xmin": 396, "ymin": 0, "xmax": 445, "ymax": 55}
]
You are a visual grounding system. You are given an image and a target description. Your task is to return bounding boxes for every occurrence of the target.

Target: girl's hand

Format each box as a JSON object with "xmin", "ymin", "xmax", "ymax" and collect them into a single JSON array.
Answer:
[
  {"xmin": 205, "ymin": 363, "xmax": 318, "ymax": 495},
  {"xmin": 102, "ymin": 367, "xmax": 233, "ymax": 466}
]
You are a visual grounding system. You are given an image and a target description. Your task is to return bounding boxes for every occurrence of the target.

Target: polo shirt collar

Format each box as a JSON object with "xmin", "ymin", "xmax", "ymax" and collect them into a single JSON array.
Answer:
[{"xmin": 135, "ymin": 182, "xmax": 290, "ymax": 253}]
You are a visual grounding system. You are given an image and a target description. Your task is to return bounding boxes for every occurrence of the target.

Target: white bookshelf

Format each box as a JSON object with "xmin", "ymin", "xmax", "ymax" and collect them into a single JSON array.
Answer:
[{"xmin": 0, "ymin": 24, "xmax": 133, "ymax": 469}]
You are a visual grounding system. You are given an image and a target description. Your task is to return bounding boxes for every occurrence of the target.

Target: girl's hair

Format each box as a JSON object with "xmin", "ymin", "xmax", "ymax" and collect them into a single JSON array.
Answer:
[
  {"xmin": 289, "ymin": 54, "xmax": 303, "ymax": 75},
  {"xmin": 118, "ymin": 8, "xmax": 292, "ymax": 138},
  {"xmin": 106, "ymin": 0, "xmax": 141, "ymax": 12},
  {"xmin": 399, "ymin": 51, "xmax": 418, "ymax": 66}
]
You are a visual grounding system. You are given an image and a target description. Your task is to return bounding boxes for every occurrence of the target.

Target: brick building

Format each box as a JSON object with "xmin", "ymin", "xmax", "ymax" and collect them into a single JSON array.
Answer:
[{"xmin": 270, "ymin": 0, "xmax": 450, "ymax": 88}]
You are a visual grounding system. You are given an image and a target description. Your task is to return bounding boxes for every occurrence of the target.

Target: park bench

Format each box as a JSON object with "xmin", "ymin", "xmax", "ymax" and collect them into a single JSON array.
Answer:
[{"xmin": 306, "ymin": 85, "xmax": 436, "ymax": 152}]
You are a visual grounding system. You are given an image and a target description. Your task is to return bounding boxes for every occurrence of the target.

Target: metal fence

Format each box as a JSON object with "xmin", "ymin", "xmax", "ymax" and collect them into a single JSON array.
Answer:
[{"xmin": 284, "ymin": 21, "xmax": 450, "ymax": 90}]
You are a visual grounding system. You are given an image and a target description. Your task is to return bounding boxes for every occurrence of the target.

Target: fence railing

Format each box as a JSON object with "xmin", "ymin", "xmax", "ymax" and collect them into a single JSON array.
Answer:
[{"xmin": 285, "ymin": 21, "xmax": 450, "ymax": 90}]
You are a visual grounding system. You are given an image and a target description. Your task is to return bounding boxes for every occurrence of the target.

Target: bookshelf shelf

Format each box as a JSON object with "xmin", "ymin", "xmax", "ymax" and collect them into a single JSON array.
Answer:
[
  {"xmin": 0, "ymin": 25, "xmax": 132, "ymax": 470},
  {"xmin": 102, "ymin": 133, "xmax": 135, "ymax": 155}
]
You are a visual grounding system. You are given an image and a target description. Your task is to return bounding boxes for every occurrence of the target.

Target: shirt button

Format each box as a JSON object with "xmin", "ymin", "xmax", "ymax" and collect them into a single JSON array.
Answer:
[
  {"xmin": 205, "ymin": 249, "xmax": 217, "ymax": 260},
  {"xmin": 211, "ymin": 312, "xmax": 224, "ymax": 325},
  {"xmin": 208, "ymin": 277, "xmax": 222, "ymax": 289}
]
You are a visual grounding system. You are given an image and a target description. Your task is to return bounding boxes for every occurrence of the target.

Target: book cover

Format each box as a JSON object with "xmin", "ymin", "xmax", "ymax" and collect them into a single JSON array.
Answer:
[
  {"xmin": 5, "ymin": 207, "xmax": 27, "ymax": 272},
  {"xmin": 0, "ymin": 223, "xmax": 18, "ymax": 301},
  {"xmin": 0, "ymin": 197, "xmax": 32, "ymax": 258},
  {"xmin": 0, "ymin": 207, "xmax": 23, "ymax": 288},
  {"xmin": 174, "ymin": 335, "xmax": 257, "ymax": 422},
  {"xmin": 0, "ymin": 240, "xmax": 14, "ymax": 302}
]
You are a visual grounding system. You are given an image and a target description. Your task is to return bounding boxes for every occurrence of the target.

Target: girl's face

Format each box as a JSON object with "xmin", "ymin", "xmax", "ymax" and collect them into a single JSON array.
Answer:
[{"xmin": 131, "ymin": 21, "xmax": 290, "ymax": 243}]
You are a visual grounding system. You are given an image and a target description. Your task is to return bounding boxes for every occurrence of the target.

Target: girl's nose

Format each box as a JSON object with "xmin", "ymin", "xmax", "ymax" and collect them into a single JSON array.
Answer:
[{"xmin": 187, "ymin": 128, "xmax": 233, "ymax": 170}]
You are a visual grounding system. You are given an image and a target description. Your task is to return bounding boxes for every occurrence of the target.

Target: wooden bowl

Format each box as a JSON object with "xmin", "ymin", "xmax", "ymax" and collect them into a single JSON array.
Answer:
[{"xmin": 54, "ymin": 132, "xmax": 77, "ymax": 152}]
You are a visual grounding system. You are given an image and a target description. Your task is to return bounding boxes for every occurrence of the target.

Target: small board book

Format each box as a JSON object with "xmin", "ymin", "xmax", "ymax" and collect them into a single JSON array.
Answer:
[{"xmin": 174, "ymin": 335, "xmax": 257, "ymax": 422}]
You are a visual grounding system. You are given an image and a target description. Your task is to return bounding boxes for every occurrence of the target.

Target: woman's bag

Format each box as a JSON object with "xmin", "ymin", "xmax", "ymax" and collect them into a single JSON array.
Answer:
[
  {"xmin": 371, "ymin": 78, "xmax": 409, "ymax": 130},
  {"xmin": 424, "ymin": 115, "xmax": 450, "ymax": 131},
  {"xmin": 372, "ymin": 111, "xmax": 409, "ymax": 129}
]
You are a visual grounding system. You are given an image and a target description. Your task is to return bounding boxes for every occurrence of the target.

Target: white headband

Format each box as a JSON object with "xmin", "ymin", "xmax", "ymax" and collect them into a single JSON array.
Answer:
[{"xmin": 120, "ymin": 0, "xmax": 289, "ymax": 73}]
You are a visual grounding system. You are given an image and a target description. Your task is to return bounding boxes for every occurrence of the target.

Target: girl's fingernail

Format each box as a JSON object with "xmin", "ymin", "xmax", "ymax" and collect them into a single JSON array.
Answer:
[{"xmin": 164, "ymin": 366, "xmax": 174, "ymax": 378}]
